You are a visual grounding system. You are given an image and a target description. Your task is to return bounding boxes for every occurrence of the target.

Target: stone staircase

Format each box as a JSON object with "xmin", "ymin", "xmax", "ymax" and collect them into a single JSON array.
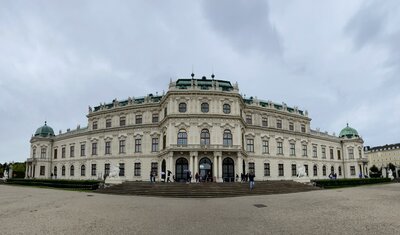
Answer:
[{"xmin": 96, "ymin": 180, "xmax": 319, "ymax": 198}]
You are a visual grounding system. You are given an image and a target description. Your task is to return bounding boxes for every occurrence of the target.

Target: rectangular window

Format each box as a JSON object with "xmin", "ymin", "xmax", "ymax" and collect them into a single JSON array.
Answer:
[
  {"xmin": 62, "ymin": 147, "xmax": 66, "ymax": 158},
  {"xmin": 40, "ymin": 166, "xmax": 45, "ymax": 176},
  {"xmin": 348, "ymin": 148, "xmax": 354, "ymax": 159},
  {"xmin": 290, "ymin": 143, "xmax": 295, "ymax": 156},
  {"xmin": 152, "ymin": 113, "xmax": 159, "ymax": 123},
  {"xmin": 278, "ymin": 164, "xmax": 284, "ymax": 176},
  {"xmin": 277, "ymin": 141, "xmax": 283, "ymax": 155},
  {"xmin": 41, "ymin": 148, "xmax": 46, "ymax": 158},
  {"xmin": 291, "ymin": 164, "xmax": 297, "ymax": 176},
  {"xmin": 92, "ymin": 121, "xmax": 98, "ymax": 130},
  {"xmin": 246, "ymin": 115, "xmax": 252, "ymax": 125},
  {"xmin": 91, "ymin": 164, "xmax": 96, "ymax": 176},
  {"xmin": 105, "ymin": 141, "xmax": 111, "ymax": 154},
  {"xmin": 70, "ymin": 146, "xmax": 75, "ymax": 158},
  {"xmin": 262, "ymin": 117, "xmax": 268, "ymax": 127},
  {"xmin": 276, "ymin": 119, "xmax": 282, "ymax": 129},
  {"xmin": 54, "ymin": 149, "xmax": 58, "ymax": 159},
  {"xmin": 104, "ymin": 163, "xmax": 110, "ymax": 176},
  {"xmin": 92, "ymin": 143, "xmax": 97, "ymax": 155},
  {"xmin": 248, "ymin": 162, "xmax": 255, "ymax": 174},
  {"xmin": 135, "ymin": 139, "xmax": 142, "ymax": 153},
  {"xmin": 264, "ymin": 163, "xmax": 270, "ymax": 176},
  {"xmin": 262, "ymin": 140, "xmax": 269, "ymax": 154},
  {"xmin": 301, "ymin": 124, "xmax": 306, "ymax": 133},
  {"xmin": 322, "ymin": 147, "xmax": 326, "ymax": 159},
  {"xmin": 136, "ymin": 114, "xmax": 142, "ymax": 124},
  {"xmin": 152, "ymin": 138, "xmax": 159, "ymax": 152},
  {"xmin": 350, "ymin": 166, "xmax": 356, "ymax": 175},
  {"xmin": 312, "ymin": 145, "xmax": 317, "ymax": 158},
  {"xmin": 81, "ymin": 165, "xmax": 85, "ymax": 176},
  {"xmin": 80, "ymin": 144, "xmax": 85, "ymax": 156},
  {"xmin": 289, "ymin": 122, "xmax": 294, "ymax": 131},
  {"xmin": 330, "ymin": 148, "xmax": 334, "ymax": 159},
  {"xmin": 134, "ymin": 163, "xmax": 141, "ymax": 176},
  {"xmin": 358, "ymin": 149, "xmax": 362, "ymax": 158},
  {"xmin": 304, "ymin": 165, "xmax": 309, "ymax": 176},
  {"xmin": 313, "ymin": 166, "xmax": 318, "ymax": 176},
  {"xmin": 120, "ymin": 117, "xmax": 126, "ymax": 126},
  {"xmin": 33, "ymin": 149, "xmax": 36, "ymax": 158},
  {"xmin": 246, "ymin": 139, "xmax": 254, "ymax": 152},
  {"xmin": 151, "ymin": 162, "xmax": 158, "ymax": 176},
  {"xmin": 163, "ymin": 134, "xmax": 166, "ymax": 150},
  {"xmin": 302, "ymin": 144, "xmax": 307, "ymax": 157},
  {"xmin": 337, "ymin": 150, "xmax": 341, "ymax": 160},
  {"xmin": 106, "ymin": 119, "xmax": 112, "ymax": 128},
  {"xmin": 119, "ymin": 140, "xmax": 126, "ymax": 154},
  {"xmin": 119, "ymin": 163, "xmax": 125, "ymax": 177},
  {"xmin": 164, "ymin": 107, "xmax": 167, "ymax": 119}
]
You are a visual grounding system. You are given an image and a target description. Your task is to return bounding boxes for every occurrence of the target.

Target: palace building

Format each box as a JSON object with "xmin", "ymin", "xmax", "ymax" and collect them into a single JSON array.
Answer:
[{"xmin": 25, "ymin": 76, "xmax": 367, "ymax": 182}]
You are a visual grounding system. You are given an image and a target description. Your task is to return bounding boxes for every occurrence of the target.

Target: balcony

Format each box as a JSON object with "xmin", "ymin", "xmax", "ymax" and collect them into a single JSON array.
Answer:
[{"xmin": 169, "ymin": 144, "xmax": 241, "ymax": 152}]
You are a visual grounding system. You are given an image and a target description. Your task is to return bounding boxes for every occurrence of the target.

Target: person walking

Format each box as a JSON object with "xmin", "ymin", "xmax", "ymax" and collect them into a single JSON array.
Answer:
[
  {"xmin": 195, "ymin": 172, "xmax": 199, "ymax": 183},
  {"xmin": 150, "ymin": 171, "xmax": 153, "ymax": 183},
  {"xmin": 167, "ymin": 170, "xmax": 172, "ymax": 182},
  {"xmin": 249, "ymin": 172, "xmax": 255, "ymax": 190}
]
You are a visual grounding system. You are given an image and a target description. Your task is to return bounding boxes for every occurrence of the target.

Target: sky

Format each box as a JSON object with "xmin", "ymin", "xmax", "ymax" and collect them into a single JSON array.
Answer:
[{"xmin": 1, "ymin": 0, "xmax": 399, "ymax": 163}]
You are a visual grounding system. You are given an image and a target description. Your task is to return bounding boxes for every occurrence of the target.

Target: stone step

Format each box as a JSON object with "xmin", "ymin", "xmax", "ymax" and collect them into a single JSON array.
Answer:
[{"xmin": 96, "ymin": 180, "xmax": 318, "ymax": 198}]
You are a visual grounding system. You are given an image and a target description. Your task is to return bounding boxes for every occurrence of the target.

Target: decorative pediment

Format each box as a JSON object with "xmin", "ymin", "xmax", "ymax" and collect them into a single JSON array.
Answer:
[
  {"xmin": 260, "ymin": 134, "xmax": 270, "ymax": 140},
  {"xmin": 118, "ymin": 134, "xmax": 128, "ymax": 140},
  {"xmin": 134, "ymin": 133, "xmax": 143, "ymax": 139},
  {"xmin": 245, "ymin": 133, "xmax": 256, "ymax": 138},
  {"xmin": 90, "ymin": 137, "xmax": 99, "ymax": 142},
  {"xmin": 150, "ymin": 132, "xmax": 160, "ymax": 138},
  {"xmin": 221, "ymin": 123, "xmax": 235, "ymax": 129},
  {"xmin": 175, "ymin": 122, "xmax": 190, "ymax": 129},
  {"xmin": 104, "ymin": 136, "xmax": 113, "ymax": 141},
  {"xmin": 198, "ymin": 122, "xmax": 213, "ymax": 129}
]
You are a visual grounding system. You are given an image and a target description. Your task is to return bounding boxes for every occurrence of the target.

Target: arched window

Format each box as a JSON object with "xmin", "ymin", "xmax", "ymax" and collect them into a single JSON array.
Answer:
[
  {"xmin": 200, "ymin": 129, "xmax": 210, "ymax": 146},
  {"xmin": 313, "ymin": 165, "xmax": 318, "ymax": 176},
  {"xmin": 62, "ymin": 165, "xmax": 66, "ymax": 176},
  {"xmin": 338, "ymin": 166, "xmax": 342, "ymax": 176},
  {"xmin": 331, "ymin": 166, "xmax": 335, "ymax": 173},
  {"xmin": 70, "ymin": 165, "xmax": 74, "ymax": 176},
  {"xmin": 177, "ymin": 129, "xmax": 187, "ymax": 146},
  {"xmin": 54, "ymin": 166, "xmax": 57, "ymax": 177},
  {"xmin": 322, "ymin": 165, "xmax": 326, "ymax": 176},
  {"xmin": 201, "ymin": 103, "xmax": 209, "ymax": 113},
  {"xmin": 223, "ymin": 129, "xmax": 232, "ymax": 146},
  {"xmin": 179, "ymin": 102, "xmax": 187, "ymax": 113},
  {"xmin": 81, "ymin": 165, "xmax": 86, "ymax": 176},
  {"xmin": 223, "ymin": 104, "xmax": 231, "ymax": 114}
]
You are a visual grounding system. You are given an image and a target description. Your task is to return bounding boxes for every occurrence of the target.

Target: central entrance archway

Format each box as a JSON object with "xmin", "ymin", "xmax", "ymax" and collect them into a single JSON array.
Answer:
[
  {"xmin": 199, "ymin": 157, "xmax": 213, "ymax": 182},
  {"xmin": 222, "ymin": 157, "xmax": 235, "ymax": 182},
  {"xmin": 175, "ymin": 158, "xmax": 188, "ymax": 182}
]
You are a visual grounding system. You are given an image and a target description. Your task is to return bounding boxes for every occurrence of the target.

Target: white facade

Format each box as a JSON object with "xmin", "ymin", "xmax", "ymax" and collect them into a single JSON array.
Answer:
[{"xmin": 26, "ymin": 77, "xmax": 366, "ymax": 182}]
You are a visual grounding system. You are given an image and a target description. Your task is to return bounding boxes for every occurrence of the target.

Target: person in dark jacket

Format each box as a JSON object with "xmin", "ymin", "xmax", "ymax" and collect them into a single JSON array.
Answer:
[{"xmin": 249, "ymin": 172, "xmax": 255, "ymax": 190}]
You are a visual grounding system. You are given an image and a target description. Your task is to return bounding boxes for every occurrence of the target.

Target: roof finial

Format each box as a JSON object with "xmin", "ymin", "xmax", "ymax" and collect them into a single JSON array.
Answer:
[
  {"xmin": 191, "ymin": 65, "xmax": 195, "ymax": 79},
  {"xmin": 211, "ymin": 65, "xmax": 215, "ymax": 79},
  {"xmin": 45, "ymin": 121, "xmax": 47, "ymax": 126},
  {"xmin": 346, "ymin": 123, "xmax": 349, "ymax": 127}
]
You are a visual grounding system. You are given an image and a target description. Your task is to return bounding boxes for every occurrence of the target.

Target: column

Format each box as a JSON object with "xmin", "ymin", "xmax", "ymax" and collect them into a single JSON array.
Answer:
[
  {"xmin": 169, "ymin": 153, "xmax": 174, "ymax": 177},
  {"xmin": 189, "ymin": 155, "xmax": 193, "ymax": 182},
  {"xmin": 238, "ymin": 153, "xmax": 243, "ymax": 177},
  {"xmin": 218, "ymin": 155, "xmax": 222, "ymax": 182},
  {"xmin": 194, "ymin": 153, "xmax": 198, "ymax": 175},
  {"xmin": 213, "ymin": 155, "xmax": 217, "ymax": 182}
]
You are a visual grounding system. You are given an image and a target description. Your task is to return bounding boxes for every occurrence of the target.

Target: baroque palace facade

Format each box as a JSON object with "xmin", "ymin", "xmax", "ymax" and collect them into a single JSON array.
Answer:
[{"xmin": 26, "ymin": 76, "xmax": 367, "ymax": 182}]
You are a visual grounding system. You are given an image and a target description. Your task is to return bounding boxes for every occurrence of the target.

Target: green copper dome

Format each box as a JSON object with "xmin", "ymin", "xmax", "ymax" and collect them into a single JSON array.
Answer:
[
  {"xmin": 34, "ymin": 122, "xmax": 55, "ymax": 137},
  {"xmin": 339, "ymin": 124, "xmax": 359, "ymax": 138}
]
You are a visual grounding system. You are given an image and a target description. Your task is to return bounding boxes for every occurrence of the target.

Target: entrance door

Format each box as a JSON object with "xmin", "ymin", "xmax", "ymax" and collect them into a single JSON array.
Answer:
[
  {"xmin": 222, "ymin": 157, "xmax": 235, "ymax": 182},
  {"xmin": 242, "ymin": 160, "xmax": 246, "ymax": 175},
  {"xmin": 175, "ymin": 158, "xmax": 188, "ymax": 182},
  {"xmin": 199, "ymin": 157, "xmax": 212, "ymax": 182}
]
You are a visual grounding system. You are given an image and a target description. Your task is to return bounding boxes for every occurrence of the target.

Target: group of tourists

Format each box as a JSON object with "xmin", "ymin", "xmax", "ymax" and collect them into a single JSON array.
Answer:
[{"xmin": 328, "ymin": 172, "xmax": 337, "ymax": 179}]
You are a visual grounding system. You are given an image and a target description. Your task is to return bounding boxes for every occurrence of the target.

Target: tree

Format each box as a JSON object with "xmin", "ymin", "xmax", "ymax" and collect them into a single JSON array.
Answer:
[{"xmin": 369, "ymin": 165, "xmax": 382, "ymax": 178}]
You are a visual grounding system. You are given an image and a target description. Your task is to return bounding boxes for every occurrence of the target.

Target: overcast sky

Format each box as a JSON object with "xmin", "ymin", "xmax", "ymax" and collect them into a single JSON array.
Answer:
[{"xmin": 1, "ymin": 0, "xmax": 399, "ymax": 163}]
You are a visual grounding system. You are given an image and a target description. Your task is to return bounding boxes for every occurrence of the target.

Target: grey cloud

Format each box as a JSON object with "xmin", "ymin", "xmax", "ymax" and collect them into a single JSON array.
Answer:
[{"xmin": 201, "ymin": 0, "xmax": 283, "ymax": 56}]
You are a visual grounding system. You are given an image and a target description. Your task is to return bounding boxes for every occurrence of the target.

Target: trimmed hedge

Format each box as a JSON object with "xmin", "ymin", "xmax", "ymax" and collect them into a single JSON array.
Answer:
[
  {"xmin": 5, "ymin": 178, "xmax": 102, "ymax": 190},
  {"xmin": 313, "ymin": 178, "xmax": 392, "ymax": 188}
]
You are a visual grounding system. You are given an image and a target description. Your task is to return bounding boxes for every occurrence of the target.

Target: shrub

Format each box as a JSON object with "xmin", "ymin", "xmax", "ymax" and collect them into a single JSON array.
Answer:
[
  {"xmin": 5, "ymin": 179, "xmax": 102, "ymax": 190},
  {"xmin": 313, "ymin": 178, "xmax": 391, "ymax": 188}
]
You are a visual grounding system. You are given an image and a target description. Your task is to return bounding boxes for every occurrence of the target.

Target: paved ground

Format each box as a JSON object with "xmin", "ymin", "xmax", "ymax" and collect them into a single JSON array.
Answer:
[{"xmin": 0, "ymin": 183, "xmax": 399, "ymax": 235}]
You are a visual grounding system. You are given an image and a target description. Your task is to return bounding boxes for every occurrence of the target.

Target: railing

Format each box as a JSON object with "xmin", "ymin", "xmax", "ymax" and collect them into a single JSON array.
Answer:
[{"xmin": 169, "ymin": 144, "xmax": 241, "ymax": 151}]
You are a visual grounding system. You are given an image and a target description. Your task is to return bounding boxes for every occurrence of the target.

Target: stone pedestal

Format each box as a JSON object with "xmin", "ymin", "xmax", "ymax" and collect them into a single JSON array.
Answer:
[
  {"xmin": 105, "ymin": 178, "xmax": 124, "ymax": 185},
  {"xmin": 294, "ymin": 177, "xmax": 311, "ymax": 184}
]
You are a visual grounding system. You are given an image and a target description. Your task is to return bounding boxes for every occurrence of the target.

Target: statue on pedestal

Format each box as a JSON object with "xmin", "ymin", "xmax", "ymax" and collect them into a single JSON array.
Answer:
[{"xmin": 297, "ymin": 165, "xmax": 307, "ymax": 178}]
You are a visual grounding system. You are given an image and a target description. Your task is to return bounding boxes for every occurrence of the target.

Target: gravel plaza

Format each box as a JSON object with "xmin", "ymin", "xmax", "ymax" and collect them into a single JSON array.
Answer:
[{"xmin": 1, "ymin": 183, "xmax": 400, "ymax": 235}]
